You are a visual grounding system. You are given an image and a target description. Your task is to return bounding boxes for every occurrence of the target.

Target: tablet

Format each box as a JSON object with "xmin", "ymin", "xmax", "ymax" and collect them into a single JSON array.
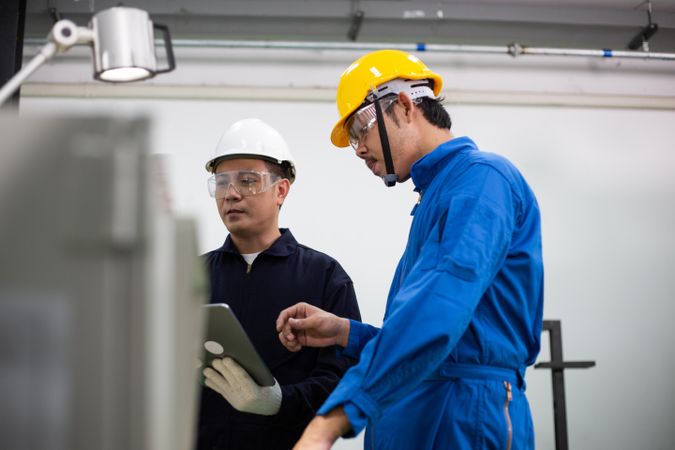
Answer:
[{"xmin": 201, "ymin": 303, "xmax": 275, "ymax": 387}]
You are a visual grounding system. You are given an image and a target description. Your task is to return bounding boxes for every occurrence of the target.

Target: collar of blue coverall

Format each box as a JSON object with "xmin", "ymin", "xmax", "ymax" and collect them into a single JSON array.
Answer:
[{"xmin": 410, "ymin": 136, "xmax": 477, "ymax": 193}]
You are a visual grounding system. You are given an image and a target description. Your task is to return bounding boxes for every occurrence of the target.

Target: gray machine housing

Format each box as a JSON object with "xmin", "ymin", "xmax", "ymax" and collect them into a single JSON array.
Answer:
[{"xmin": 0, "ymin": 116, "xmax": 206, "ymax": 450}]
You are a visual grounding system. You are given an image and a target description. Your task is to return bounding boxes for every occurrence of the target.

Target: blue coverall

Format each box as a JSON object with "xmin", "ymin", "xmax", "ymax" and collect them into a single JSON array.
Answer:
[
  {"xmin": 199, "ymin": 229, "xmax": 361, "ymax": 450},
  {"xmin": 319, "ymin": 137, "xmax": 544, "ymax": 449}
]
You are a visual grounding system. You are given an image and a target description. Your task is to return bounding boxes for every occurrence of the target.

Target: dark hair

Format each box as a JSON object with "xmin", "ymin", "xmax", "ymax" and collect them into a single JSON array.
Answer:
[
  {"xmin": 384, "ymin": 95, "xmax": 452, "ymax": 131},
  {"xmin": 263, "ymin": 160, "xmax": 286, "ymax": 179},
  {"xmin": 416, "ymin": 96, "xmax": 452, "ymax": 130}
]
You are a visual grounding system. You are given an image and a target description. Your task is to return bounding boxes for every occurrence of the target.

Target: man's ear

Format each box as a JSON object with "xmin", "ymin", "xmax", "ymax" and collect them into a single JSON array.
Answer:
[
  {"xmin": 276, "ymin": 179, "xmax": 291, "ymax": 206},
  {"xmin": 398, "ymin": 92, "xmax": 415, "ymax": 123}
]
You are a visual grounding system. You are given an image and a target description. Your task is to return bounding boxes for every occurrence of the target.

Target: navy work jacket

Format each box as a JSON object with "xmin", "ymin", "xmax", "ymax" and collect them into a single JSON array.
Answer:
[{"xmin": 198, "ymin": 229, "xmax": 361, "ymax": 450}]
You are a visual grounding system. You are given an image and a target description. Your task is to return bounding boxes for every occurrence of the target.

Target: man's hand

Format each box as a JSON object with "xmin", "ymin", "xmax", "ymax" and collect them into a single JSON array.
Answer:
[
  {"xmin": 292, "ymin": 407, "xmax": 352, "ymax": 450},
  {"xmin": 203, "ymin": 357, "xmax": 282, "ymax": 415},
  {"xmin": 275, "ymin": 302, "xmax": 350, "ymax": 352}
]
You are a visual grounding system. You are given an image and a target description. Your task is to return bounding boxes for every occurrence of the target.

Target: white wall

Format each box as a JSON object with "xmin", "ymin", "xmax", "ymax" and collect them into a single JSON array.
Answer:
[{"xmin": 18, "ymin": 46, "xmax": 675, "ymax": 449}]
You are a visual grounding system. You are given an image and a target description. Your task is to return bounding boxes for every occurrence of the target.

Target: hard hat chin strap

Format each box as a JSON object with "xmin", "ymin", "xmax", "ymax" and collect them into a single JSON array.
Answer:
[{"xmin": 373, "ymin": 96, "xmax": 397, "ymax": 187}]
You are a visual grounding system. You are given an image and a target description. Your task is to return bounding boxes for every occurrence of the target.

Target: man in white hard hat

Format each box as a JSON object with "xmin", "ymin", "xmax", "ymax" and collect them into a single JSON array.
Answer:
[{"xmin": 197, "ymin": 118, "xmax": 361, "ymax": 450}]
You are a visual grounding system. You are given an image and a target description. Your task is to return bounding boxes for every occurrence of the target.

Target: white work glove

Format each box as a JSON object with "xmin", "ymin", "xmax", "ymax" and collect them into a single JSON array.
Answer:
[{"xmin": 203, "ymin": 357, "xmax": 282, "ymax": 416}]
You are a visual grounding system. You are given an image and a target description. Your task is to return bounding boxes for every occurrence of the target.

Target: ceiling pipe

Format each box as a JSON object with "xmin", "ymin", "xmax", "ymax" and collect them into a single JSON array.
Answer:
[
  {"xmin": 24, "ymin": 37, "xmax": 675, "ymax": 61},
  {"xmin": 19, "ymin": 83, "xmax": 675, "ymax": 112},
  {"xmin": 164, "ymin": 39, "xmax": 675, "ymax": 61}
]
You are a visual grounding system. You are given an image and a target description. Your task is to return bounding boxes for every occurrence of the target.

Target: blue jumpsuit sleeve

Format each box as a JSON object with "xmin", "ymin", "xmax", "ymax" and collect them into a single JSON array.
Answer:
[
  {"xmin": 339, "ymin": 320, "xmax": 380, "ymax": 360},
  {"xmin": 318, "ymin": 164, "xmax": 518, "ymax": 435}
]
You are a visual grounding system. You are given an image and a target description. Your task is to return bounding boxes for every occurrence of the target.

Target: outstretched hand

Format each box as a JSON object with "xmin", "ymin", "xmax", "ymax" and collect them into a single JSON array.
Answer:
[{"xmin": 276, "ymin": 302, "xmax": 350, "ymax": 352}]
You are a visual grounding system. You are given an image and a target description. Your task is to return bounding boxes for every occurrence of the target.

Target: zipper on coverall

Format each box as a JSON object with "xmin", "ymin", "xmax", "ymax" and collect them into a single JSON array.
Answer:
[{"xmin": 503, "ymin": 381, "xmax": 513, "ymax": 450}]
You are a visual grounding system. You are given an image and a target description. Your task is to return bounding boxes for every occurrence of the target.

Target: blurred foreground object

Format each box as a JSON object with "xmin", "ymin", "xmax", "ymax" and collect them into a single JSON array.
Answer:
[{"xmin": 0, "ymin": 116, "xmax": 205, "ymax": 450}]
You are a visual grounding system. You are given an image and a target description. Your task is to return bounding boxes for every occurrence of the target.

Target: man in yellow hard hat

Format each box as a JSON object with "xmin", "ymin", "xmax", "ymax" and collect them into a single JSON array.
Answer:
[
  {"xmin": 276, "ymin": 50, "xmax": 544, "ymax": 449},
  {"xmin": 197, "ymin": 118, "xmax": 362, "ymax": 450}
]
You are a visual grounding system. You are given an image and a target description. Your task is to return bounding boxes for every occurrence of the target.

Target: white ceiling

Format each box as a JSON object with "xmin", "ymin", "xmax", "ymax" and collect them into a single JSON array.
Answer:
[{"xmin": 24, "ymin": 0, "xmax": 675, "ymax": 52}]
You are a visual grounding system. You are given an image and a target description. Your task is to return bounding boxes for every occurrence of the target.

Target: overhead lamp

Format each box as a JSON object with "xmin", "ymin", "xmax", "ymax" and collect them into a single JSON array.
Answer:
[{"xmin": 0, "ymin": 6, "xmax": 175, "ymax": 106}]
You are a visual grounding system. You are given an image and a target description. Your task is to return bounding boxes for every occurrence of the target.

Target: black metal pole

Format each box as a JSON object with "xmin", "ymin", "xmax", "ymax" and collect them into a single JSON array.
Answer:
[
  {"xmin": 0, "ymin": 0, "xmax": 27, "ymax": 110},
  {"xmin": 535, "ymin": 320, "xmax": 596, "ymax": 450},
  {"xmin": 547, "ymin": 320, "xmax": 569, "ymax": 450}
]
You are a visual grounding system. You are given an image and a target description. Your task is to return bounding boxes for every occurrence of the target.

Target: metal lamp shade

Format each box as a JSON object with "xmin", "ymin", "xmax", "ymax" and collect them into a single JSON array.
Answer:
[{"xmin": 90, "ymin": 7, "xmax": 158, "ymax": 82}]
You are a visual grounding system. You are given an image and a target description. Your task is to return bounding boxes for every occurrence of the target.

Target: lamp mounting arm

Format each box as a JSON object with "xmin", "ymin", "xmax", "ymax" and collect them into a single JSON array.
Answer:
[
  {"xmin": 0, "ymin": 19, "xmax": 94, "ymax": 106},
  {"xmin": 49, "ymin": 19, "xmax": 94, "ymax": 52}
]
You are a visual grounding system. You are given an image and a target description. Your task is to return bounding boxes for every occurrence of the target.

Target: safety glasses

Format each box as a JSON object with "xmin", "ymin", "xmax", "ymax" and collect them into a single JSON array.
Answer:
[
  {"xmin": 346, "ymin": 95, "xmax": 398, "ymax": 150},
  {"xmin": 208, "ymin": 170, "xmax": 281, "ymax": 198}
]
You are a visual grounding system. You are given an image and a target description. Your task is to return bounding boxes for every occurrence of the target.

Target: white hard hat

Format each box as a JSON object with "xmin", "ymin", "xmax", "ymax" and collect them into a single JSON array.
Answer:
[{"xmin": 205, "ymin": 118, "xmax": 296, "ymax": 183}]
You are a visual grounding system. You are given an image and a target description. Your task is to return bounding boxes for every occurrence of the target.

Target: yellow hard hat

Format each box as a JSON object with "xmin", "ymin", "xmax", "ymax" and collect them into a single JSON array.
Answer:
[{"xmin": 330, "ymin": 49, "xmax": 443, "ymax": 148}]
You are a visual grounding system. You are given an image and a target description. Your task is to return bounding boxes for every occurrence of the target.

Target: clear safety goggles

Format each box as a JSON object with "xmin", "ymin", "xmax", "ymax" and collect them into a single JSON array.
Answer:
[
  {"xmin": 208, "ymin": 170, "xmax": 281, "ymax": 198},
  {"xmin": 346, "ymin": 95, "xmax": 398, "ymax": 150}
]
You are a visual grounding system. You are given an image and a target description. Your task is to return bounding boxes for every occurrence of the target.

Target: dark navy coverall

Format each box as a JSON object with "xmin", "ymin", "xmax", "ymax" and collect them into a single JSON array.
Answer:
[{"xmin": 198, "ymin": 229, "xmax": 361, "ymax": 450}]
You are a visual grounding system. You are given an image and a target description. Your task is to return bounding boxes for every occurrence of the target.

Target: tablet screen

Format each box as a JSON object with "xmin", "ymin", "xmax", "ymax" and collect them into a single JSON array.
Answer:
[{"xmin": 201, "ymin": 303, "xmax": 275, "ymax": 387}]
